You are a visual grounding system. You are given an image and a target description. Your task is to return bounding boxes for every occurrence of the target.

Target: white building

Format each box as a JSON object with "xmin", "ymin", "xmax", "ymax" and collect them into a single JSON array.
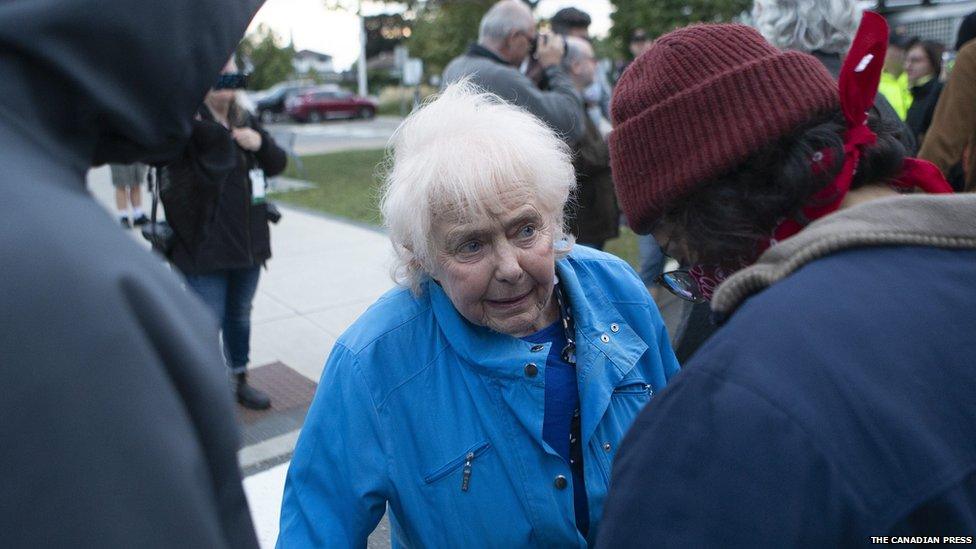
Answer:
[{"xmin": 292, "ymin": 49, "xmax": 334, "ymax": 76}]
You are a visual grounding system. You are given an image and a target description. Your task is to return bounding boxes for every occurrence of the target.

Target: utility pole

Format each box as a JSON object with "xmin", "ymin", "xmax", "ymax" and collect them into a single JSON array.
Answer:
[{"xmin": 357, "ymin": 0, "xmax": 368, "ymax": 97}]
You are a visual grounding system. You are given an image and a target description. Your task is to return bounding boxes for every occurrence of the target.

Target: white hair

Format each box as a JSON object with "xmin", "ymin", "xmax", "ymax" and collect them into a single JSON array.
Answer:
[
  {"xmin": 479, "ymin": 0, "xmax": 534, "ymax": 44},
  {"xmin": 752, "ymin": 0, "xmax": 862, "ymax": 55},
  {"xmin": 562, "ymin": 35, "xmax": 591, "ymax": 68},
  {"xmin": 379, "ymin": 81, "xmax": 576, "ymax": 293}
]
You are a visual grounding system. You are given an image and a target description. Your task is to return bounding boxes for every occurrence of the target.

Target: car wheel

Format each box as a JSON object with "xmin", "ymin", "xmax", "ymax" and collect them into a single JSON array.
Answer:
[
  {"xmin": 308, "ymin": 111, "xmax": 322, "ymax": 123},
  {"xmin": 259, "ymin": 110, "xmax": 274, "ymax": 124},
  {"xmin": 358, "ymin": 107, "xmax": 375, "ymax": 120}
]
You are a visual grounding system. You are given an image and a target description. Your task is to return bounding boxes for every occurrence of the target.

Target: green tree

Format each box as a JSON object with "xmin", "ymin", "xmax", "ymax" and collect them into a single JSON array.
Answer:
[
  {"xmin": 237, "ymin": 23, "xmax": 296, "ymax": 90},
  {"xmin": 406, "ymin": 0, "xmax": 495, "ymax": 77},
  {"xmin": 609, "ymin": 0, "xmax": 751, "ymax": 59}
]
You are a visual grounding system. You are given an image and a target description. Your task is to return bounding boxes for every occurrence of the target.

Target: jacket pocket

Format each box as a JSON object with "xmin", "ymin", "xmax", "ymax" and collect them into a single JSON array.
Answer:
[
  {"xmin": 423, "ymin": 441, "xmax": 492, "ymax": 486},
  {"xmin": 613, "ymin": 380, "xmax": 653, "ymax": 397}
]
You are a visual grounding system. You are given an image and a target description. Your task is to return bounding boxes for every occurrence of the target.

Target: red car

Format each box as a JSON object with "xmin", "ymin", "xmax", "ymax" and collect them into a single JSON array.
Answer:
[{"xmin": 285, "ymin": 88, "xmax": 377, "ymax": 123}]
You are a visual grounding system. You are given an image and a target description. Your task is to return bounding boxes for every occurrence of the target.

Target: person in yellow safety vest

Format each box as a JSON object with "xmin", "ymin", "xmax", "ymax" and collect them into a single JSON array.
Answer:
[{"xmin": 880, "ymin": 32, "xmax": 914, "ymax": 120}]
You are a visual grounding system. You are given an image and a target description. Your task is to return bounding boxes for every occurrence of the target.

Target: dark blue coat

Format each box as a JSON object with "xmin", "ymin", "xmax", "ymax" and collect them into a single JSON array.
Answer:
[{"xmin": 597, "ymin": 245, "xmax": 976, "ymax": 547}]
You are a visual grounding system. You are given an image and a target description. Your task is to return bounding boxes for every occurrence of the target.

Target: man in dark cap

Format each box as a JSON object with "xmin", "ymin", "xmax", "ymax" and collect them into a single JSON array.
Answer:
[
  {"xmin": 550, "ymin": 6, "xmax": 591, "ymax": 37},
  {"xmin": 0, "ymin": 0, "xmax": 264, "ymax": 546}
]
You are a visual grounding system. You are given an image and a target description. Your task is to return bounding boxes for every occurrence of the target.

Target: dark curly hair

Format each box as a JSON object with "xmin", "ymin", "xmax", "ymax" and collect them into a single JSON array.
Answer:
[{"xmin": 659, "ymin": 109, "xmax": 908, "ymax": 267}]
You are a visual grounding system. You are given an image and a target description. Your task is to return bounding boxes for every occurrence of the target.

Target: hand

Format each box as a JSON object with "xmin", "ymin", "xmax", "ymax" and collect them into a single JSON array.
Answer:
[
  {"xmin": 232, "ymin": 127, "xmax": 262, "ymax": 152},
  {"xmin": 535, "ymin": 32, "xmax": 564, "ymax": 69}
]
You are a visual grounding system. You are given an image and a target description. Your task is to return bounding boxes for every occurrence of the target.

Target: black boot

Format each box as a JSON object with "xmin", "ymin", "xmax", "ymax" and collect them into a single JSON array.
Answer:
[{"xmin": 235, "ymin": 372, "xmax": 271, "ymax": 410}]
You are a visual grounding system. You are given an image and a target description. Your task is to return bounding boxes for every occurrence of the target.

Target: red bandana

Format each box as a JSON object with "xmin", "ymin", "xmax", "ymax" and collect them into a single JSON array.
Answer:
[
  {"xmin": 771, "ymin": 11, "xmax": 953, "ymax": 244},
  {"xmin": 687, "ymin": 12, "xmax": 953, "ymax": 301}
]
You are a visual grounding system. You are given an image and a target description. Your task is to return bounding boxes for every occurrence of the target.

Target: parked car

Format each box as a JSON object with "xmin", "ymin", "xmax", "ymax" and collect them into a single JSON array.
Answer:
[
  {"xmin": 285, "ymin": 88, "xmax": 377, "ymax": 123},
  {"xmin": 254, "ymin": 80, "xmax": 315, "ymax": 123}
]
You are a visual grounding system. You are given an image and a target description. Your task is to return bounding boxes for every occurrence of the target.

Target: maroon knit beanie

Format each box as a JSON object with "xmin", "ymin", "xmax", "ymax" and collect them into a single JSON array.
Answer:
[{"xmin": 609, "ymin": 23, "xmax": 840, "ymax": 234}]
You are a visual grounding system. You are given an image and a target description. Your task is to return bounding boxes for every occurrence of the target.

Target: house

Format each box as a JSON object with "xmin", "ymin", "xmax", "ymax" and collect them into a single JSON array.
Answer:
[{"xmin": 292, "ymin": 49, "xmax": 334, "ymax": 76}]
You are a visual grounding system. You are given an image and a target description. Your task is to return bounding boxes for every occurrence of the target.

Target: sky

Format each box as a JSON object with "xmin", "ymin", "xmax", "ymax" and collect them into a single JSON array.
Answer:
[{"xmin": 248, "ymin": 0, "xmax": 614, "ymax": 71}]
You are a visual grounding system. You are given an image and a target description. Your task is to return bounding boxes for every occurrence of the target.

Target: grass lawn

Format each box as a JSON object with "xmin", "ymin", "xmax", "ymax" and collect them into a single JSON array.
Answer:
[
  {"xmin": 274, "ymin": 149, "xmax": 387, "ymax": 226},
  {"xmin": 273, "ymin": 149, "xmax": 641, "ymax": 270}
]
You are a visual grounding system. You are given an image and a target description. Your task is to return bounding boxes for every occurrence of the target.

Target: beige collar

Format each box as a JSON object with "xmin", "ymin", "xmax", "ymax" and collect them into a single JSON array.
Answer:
[{"xmin": 711, "ymin": 194, "xmax": 976, "ymax": 316}]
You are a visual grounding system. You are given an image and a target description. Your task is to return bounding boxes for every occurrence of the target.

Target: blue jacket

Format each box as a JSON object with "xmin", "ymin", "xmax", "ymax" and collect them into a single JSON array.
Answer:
[
  {"xmin": 598, "ymin": 195, "xmax": 976, "ymax": 547},
  {"xmin": 278, "ymin": 246, "xmax": 680, "ymax": 547}
]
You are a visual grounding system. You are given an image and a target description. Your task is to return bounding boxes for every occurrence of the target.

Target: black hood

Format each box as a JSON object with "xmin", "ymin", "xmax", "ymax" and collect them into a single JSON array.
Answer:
[{"xmin": 0, "ymin": 0, "xmax": 264, "ymax": 169}]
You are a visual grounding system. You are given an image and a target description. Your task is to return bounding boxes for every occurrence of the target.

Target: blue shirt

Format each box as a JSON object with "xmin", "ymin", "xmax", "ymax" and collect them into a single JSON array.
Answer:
[
  {"xmin": 522, "ymin": 316, "xmax": 589, "ymax": 536},
  {"xmin": 278, "ymin": 246, "xmax": 681, "ymax": 548}
]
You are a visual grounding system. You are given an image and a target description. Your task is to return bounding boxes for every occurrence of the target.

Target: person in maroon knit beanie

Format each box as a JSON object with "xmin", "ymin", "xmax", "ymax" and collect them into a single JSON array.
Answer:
[{"xmin": 597, "ymin": 17, "xmax": 976, "ymax": 547}]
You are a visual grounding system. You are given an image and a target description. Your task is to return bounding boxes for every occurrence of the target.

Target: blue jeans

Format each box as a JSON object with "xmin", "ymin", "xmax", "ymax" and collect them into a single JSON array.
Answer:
[
  {"xmin": 185, "ymin": 267, "xmax": 261, "ymax": 373},
  {"xmin": 638, "ymin": 234, "xmax": 665, "ymax": 287}
]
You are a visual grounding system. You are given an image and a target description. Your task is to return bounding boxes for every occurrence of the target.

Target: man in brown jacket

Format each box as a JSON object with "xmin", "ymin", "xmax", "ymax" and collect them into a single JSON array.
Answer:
[{"xmin": 919, "ymin": 40, "xmax": 976, "ymax": 191}]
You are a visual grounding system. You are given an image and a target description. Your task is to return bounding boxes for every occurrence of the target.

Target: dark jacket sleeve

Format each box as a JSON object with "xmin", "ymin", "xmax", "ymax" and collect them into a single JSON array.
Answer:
[
  {"xmin": 251, "ymin": 119, "xmax": 287, "ymax": 177},
  {"xmin": 186, "ymin": 117, "xmax": 238, "ymax": 187},
  {"xmin": 596, "ymin": 366, "xmax": 862, "ymax": 548}
]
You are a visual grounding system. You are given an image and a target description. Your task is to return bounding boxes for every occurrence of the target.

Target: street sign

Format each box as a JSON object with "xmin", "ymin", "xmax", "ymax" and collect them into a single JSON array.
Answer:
[
  {"xmin": 403, "ymin": 58, "xmax": 423, "ymax": 86},
  {"xmin": 394, "ymin": 45, "xmax": 408, "ymax": 70}
]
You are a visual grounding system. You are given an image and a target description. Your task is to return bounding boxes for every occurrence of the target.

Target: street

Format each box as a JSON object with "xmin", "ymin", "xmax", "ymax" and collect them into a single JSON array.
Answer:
[{"xmin": 266, "ymin": 115, "xmax": 403, "ymax": 156}]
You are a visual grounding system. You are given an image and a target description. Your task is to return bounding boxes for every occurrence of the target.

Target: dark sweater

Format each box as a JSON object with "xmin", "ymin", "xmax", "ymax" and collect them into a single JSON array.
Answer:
[{"xmin": 907, "ymin": 77, "xmax": 944, "ymax": 142}]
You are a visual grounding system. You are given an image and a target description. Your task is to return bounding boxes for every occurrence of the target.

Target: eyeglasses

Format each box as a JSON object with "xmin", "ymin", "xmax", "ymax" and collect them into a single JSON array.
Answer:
[
  {"xmin": 651, "ymin": 226, "xmax": 707, "ymax": 303},
  {"xmin": 654, "ymin": 269, "xmax": 708, "ymax": 303}
]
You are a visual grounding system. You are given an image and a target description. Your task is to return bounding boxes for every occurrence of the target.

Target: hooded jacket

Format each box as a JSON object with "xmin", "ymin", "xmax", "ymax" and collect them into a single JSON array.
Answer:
[
  {"xmin": 0, "ymin": 0, "xmax": 262, "ymax": 546},
  {"xmin": 598, "ymin": 194, "xmax": 976, "ymax": 546}
]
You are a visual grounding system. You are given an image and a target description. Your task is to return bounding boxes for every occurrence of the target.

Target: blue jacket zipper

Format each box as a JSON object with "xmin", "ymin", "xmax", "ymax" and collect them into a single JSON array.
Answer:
[
  {"xmin": 613, "ymin": 381, "xmax": 653, "ymax": 396},
  {"xmin": 423, "ymin": 441, "xmax": 491, "ymax": 490}
]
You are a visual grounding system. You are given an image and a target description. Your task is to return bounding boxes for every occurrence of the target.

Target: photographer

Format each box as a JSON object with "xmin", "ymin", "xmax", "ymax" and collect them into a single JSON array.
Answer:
[
  {"xmin": 442, "ymin": 0, "xmax": 585, "ymax": 146},
  {"xmin": 164, "ymin": 58, "xmax": 287, "ymax": 410}
]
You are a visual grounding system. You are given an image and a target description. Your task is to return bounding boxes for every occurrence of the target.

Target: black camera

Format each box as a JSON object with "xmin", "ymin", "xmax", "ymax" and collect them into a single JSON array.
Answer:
[
  {"xmin": 141, "ymin": 219, "xmax": 175, "ymax": 253},
  {"xmin": 215, "ymin": 72, "xmax": 248, "ymax": 90},
  {"xmin": 266, "ymin": 201, "xmax": 282, "ymax": 224}
]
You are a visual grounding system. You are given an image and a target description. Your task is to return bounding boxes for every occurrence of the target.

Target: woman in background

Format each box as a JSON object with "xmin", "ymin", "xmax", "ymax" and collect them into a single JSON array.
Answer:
[{"xmin": 164, "ymin": 58, "xmax": 287, "ymax": 410}]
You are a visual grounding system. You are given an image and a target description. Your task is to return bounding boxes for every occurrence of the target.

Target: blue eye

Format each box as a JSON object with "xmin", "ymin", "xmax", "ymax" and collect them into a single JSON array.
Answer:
[
  {"xmin": 458, "ymin": 241, "xmax": 481, "ymax": 254},
  {"xmin": 519, "ymin": 225, "xmax": 536, "ymax": 238}
]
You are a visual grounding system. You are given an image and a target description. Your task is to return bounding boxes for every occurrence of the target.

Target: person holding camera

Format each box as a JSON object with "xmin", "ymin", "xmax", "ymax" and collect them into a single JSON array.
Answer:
[
  {"xmin": 164, "ymin": 58, "xmax": 287, "ymax": 410},
  {"xmin": 442, "ymin": 0, "xmax": 586, "ymax": 146}
]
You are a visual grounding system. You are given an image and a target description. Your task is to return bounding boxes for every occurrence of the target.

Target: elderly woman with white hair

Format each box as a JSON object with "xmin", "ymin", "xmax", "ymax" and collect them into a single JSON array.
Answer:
[{"xmin": 276, "ymin": 83, "xmax": 680, "ymax": 547}]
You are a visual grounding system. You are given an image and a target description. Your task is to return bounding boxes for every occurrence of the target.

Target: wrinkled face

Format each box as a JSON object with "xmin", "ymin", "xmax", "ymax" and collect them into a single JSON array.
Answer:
[
  {"xmin": 430, "ymin": 189, "xmax": 559, "ymax": 337},
  {"xmin": 904, "ymin": 45, "xmax": 934, "ymax": 83}
]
